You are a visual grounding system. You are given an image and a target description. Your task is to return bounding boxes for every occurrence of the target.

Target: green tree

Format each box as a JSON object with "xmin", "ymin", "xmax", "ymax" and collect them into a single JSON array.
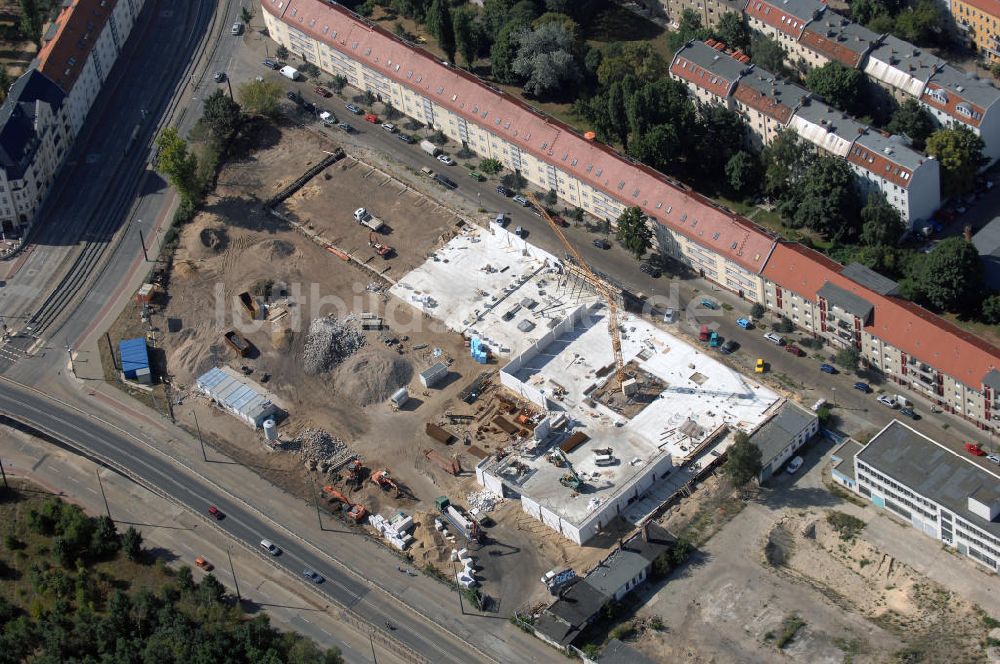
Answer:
[
  {"xmin": 784, "ymin": 155, "xmax": 862, "ymax": 242},
  {"xmin": 203, "ymin": 89, "xmax": 243, "ymax": 145},
  {"xmin": 330, "ymin": 74, "xmax": 348, "ymax": 93},
  {"xmin": 0, "ymin": 67, "xmax": 11, "ymax": 104},
  {"xmin": 926, "ymin": 125, "xmax": 987, "ymax": 197},
  {"xmin": 893, "ymin": 0, "xmax": 943, "ymax": 45},
  {"xmin": 90, "ymin": 515, "xmax": 120, "ymax": 558},
  {"xmin": 918, "ymin": 237, "xmax": 983, "ymax": 311},
  {"xmin": 155, "ymin": 128, "xmax": 200, "ymax": 203},
  {"xmin": 240, "ymin": 5, "xmax": 254, "ymax": 24},
  {"xmin": 511, "ymin": 22, "xmax": 581, "ymax": 98},
  {"xmin": 595, "ymin": 42, "xmax": 666, "ymax": 87},
  {"xmin": 806, "ymin": 61, "xmax": 866, "ymax": 115},
  {"xmin": 121, "ymin": 526, "xmax": 143, "ymax": 562},
  {"xmin": 860, "ymin": 193, "xmax": 904, "ymax": 247},
  {"xmin": 761, "ymin": 131, "xmax": 810, "ymax": 198},
  {"xmin": 724, "ymin": 430, "xmax": 762, "ymax": 490},
  {"xmin": 625, "ymin": 78, "xmax": 693, "ymax": 138},
  {"xmin": 18, "ymin": 0, "xmax": 42, "ymax": 47},
  {"xmin": 751, "ymin": 303, "xmax": 766, "ymax": 319},
  {"xmin": 275, "ymin": 45, "xmax": 289, "ymax": 60},
  {"xmin": 615, "ymin": 206, "xmax": 652, "ymax": 259},
  {"xmin": 198, "ymin": 574, "xmax": 226, "ymax": 605},
  {"xmin": 714, "ymin": 12, "xmax": 751, "ymax": 52},
  {"xmin": 835, "ymin": 346, "xmax": 861, "ymax": 371},
  {"xmin": 629, "ymin": 124, "xmax": 684, "ymax": 174},
  {"xmin": 491, "ymin": 21, "xmax": 527, "ymax": 83},
  {"xmin": 887, "ymin": 99, "xmax": 936, "ymax": 151},
  {"xmin": 427, "ymin": 0, "xmax": 456, "ymax": 62},
  {"xmin": 983, "ymin": 294, "xmax": 1000, "ymax": 324},
  {"xmin": 482, "ymin": 0, "xmax": 515, "ymax": 39},
  {"xmin": 238, "ymin": 79, "xmax": 282, "ymax": 117},
  {"xmin": 695, "ymin": 104, "xmax": 746, "ymax": 188},
  {"xmin": 851, "ymin": 0, "xmax": 900, "ymax": 24},
  {"xmin": 453, "ymin": 7, "xmax": 479, "ymax": 67},
  {"xmin": 776, "ymin": 315, "xmax": 794, "ymax": 333},
  {"xmin": 668, "ymin": 8, "xmax": 711, "ymax": 52},
  {"xmin": 479, "ymin": 157, "xmax": 503, "ymax": 174},
  {"xmin": 750, "ymin": 34, "xmax": 789, "ymax": 76},
  {"xmin": 726, "ymin": 150, "xmax": 761, "ymax": 197},
  {"xmin": 992, "ymin": 60, "xmax": 1000, "ymax": 81}
]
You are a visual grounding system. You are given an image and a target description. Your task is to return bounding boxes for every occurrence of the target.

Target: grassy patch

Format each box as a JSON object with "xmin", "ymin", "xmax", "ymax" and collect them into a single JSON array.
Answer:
[
  {"xmin": 774, "ymin": 614, "xmax": 806, "ymax": 649},
  {"xmin": 827, "ymin": 511, "xmax": 866, "ymax": 541}
]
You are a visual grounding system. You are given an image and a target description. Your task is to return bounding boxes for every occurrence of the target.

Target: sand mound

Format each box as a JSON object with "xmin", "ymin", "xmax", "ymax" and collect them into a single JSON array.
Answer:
[
  {"xmin": 200, "ymin": 227, "xmax": 229, "ymax": 253},
  {"xmin": 251, "ymin": 239, "xmax": 296, "ymax": 262},
  {"xmin": 272, "ymin": 326, "xmax": 294, "ymax": 353},
  {"xmin": 334, "ymin": 348, "xmax": 412, "ymax": 406}
]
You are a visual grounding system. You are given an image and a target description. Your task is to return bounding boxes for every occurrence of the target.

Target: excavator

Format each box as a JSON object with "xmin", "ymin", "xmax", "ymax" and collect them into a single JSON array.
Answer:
[
  {"xmin": 322, "ymin": 485, "xmax": 368, "ymax": 522},
  {"xmin": 368, "ymin": 231, "xmax": 393, "ymax": 258},
  {"xmin": 345, "ymin": 458, "xmax": 363, "ymax": 490},
  {"xmin": 370, "ymin": 469, "xmax": 402, "ymax": 498}
]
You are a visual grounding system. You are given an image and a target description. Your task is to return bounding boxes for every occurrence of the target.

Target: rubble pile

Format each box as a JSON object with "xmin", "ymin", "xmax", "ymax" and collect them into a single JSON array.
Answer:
[
  {"xmin": 301, "ymin": 315, "xmax": 365, "ymax": 375},
  {"xmin": 370, "ymin": 512, "xmax": 415, "ymax": 550},
  {"xmin": 466, "ymin": 490, "xmax": 503, "ymax": 513},
  {"xmin": 294, "ymin": 428, "xmax": 351, "ymax": 470}
]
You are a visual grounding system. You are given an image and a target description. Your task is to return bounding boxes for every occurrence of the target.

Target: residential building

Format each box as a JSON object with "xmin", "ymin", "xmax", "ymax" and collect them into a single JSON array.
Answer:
[
  {"xmin": 748, "ymin": 401, "xmax": 819, "ymax": 482},
  {"xmin": 261, "ymin": 0, "xmax": 1000, "ymax": 434},
  {"xmin": 950, "ymin": 0, "xmax": 1000, "ymax": 61},
  {"xmin": 532, "ymin": 524, "xmax": 676, "ymax": 651},
  {"xmin": 0, "ymin": 0, "xmax": 147, "ymax": 235},
  {"xmin": 831, "ymin": 420, "xmax": 1000, "ymax": 572},
  {"xmin": 743, "ymin": 0, "xmax": 828, "ymax": 67},
  {"xmin": 0, "ymin": 71, "xmax": 69, "ymax": 234},
  {"xmin": 916, "ymin": 63, "xmax": 1000, "ymax": 163},
  {"xmin": 671, "ymin": 41, "xmax": 940, "ymax": 226},
  {"xmin": 971, "ymin": 216, "xmax": 1000, "ymax": 289},
  {"xmin": 655, "ymin": 0, "xmax": 744, "ymax": 27}
]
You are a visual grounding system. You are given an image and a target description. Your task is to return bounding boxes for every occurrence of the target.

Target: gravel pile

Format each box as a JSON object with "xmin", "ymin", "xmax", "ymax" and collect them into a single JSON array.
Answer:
[
  {"xmin": 295, "ymin": 428, "xmax": 351, "ymax": 469},
  {"xmin": 334, "ymin": 348, "xmax": 412, "ymax": 406},
  {"xmin": 466, "ymin": 490, "xmax": 502, "ymax": 513},
  {"xmin": 301, "ymin": 315, "xmax": 365, "ymax": 375}
]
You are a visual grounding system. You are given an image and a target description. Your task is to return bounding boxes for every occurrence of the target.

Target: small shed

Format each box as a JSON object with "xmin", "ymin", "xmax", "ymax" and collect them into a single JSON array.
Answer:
[
  {"xmin": 119, "ymin": 338, "xmax": 151, "ymax": 384},
  {"xmin": 420, "ymin": 362, "xmax": 448, "ymax": 388}
]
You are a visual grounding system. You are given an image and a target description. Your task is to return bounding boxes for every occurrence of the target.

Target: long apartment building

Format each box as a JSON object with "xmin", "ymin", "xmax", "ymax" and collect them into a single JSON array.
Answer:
[
  {"xmin": 670, "ymin": 40, "xmax": 940, "ymax": 226},
  {"xmin": 0, "ymin": 0, "xmax": 146, "ymax": 235},
  {"xmin": 949, "ymin": 0, "xmax": 1000, "ymax": 63},
  {"xmin": 261, "ymin": 0, "xmax": 1000, "ymax": 433},
  {"xmin": 832, "ymin": 421, "xmax": 1000, "ymax": 573}
]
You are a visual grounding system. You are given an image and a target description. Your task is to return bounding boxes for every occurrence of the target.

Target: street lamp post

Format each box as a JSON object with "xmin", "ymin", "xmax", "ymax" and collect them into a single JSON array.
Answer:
[
  {"xmin": 226, "ymin": 547, "xmax": 242, "ymax": 602},
  {"xmin": 193, "ymin": 411, "xmax": 208, "ymax": 462}
]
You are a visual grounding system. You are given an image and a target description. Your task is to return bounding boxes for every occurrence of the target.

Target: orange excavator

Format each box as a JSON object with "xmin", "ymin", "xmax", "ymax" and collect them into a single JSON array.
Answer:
[
  {"xmin": 370, "ymin": 469, "xmax": 402, "ymax": 498},
  {"xmin": 346, "ymin": 458, "xmax": 363, "ymax": 490},
  {"xmin": 322, "ymin": 485, "xmax": 368, "ymax": 522},
  {"xmin": 368, "ymin": 231, "xmax": 393, "ymax": 258}
]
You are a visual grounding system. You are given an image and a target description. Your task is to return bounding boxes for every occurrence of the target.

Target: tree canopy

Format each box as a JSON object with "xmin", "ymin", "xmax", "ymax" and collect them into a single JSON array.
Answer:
[
  {"xmin": 615, "ymin": 206, "xmax": 652, "ymax": 259},
  {"xmin": 926, "ymin": 125, "xmax": 987, "ymax": 197},
  {"xmin": 595, "ymin": 42, "xmax": 667, "ymax": 87},
  {"xmin": 203, "ymin": 90, "xmax": 243, "ymax": 146},
  {"xmin": 511, "ymin": 22, "xmax": 581, "ymax": 98},
  {"xmin": 714, "ymin": 12, "xmax": 751, "ymax": 53},
  {"xmin": 806, "ymin": 62, "xmax": 866, "ymax": 115},
  {"xmin": 724, "ymin": 430, "xmax": 762, "ymax": 489},
  {"xmin": 155, "ymin": 127, "xmax": 201, "ymax": 204},
  {"xmin": 859, "ymin": 193, "xmax": 905, "ymax": 247},
  {"xmin": 238, "ymin": 79, "xmax": 282, "ymax": 117},
  {"xmin": 913, "ymin": 237, "xmax": 984, "ymax": 312},
  {"xmin": 750, "ymin": 34, "xmax": 790, "ymax": 77},
  {"xmin": 887, "ymin": 99, "xmax": 936, "ymax": 151}
]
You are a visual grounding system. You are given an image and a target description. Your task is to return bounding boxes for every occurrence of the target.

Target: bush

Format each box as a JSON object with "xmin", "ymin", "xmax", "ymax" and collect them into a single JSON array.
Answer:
[
  {"xmin": 500, "ymin": 172, "xmax": 527, "ymax": 191},
  {"xmin": 826, "ymin": 511, "xmax": 866, "ymax": 541},
  {"xmin": 456, "ymin": 145, "xmax": 475, "ymax": 159},
  {"xmin": 775, "ymin": 316, "xmax": 794, "ymax": 333},
  {"xmin": 275, "ymin": 45, "xmax": 289, "ymax": 60},
  {"xmin": 429, "ymin": 129, "xmax": 448, "ymax": 145},
  {"xmin": 479, "ymin": 158, "xmax": 503, "ymax": 175},
  {"xmin": 301, "ymin": 62, "xmax": 320, "ymax": 78},
  {"xmin": 570, "ymin": 207, "xmax": 584, "ymax": 222},
  {"xmin": 608, "ymin": 621, "xmax": 637, "ymax": 641},
  {"xmin": 751, "ymin": 303, "xmax": 766, "ymax": 319}
]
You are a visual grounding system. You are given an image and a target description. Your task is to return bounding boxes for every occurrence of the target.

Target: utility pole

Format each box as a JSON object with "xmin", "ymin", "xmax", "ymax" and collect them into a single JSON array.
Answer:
[
  {"xmin": 226, "ymin": 547, "xmax": 242, "ymax": 602},
  {"xmin": 0, "ymin": 456, "xmax": 8, "ymax": 489},
  {"xmin": 226, "ymin": 77, "xmax": 235, "ymax": 101},
  {"xmin": 95, "ymin": 467, "xmax": 111, "ymax": 518},
  {"xmin": 138, "ymin": 227, "xmax": 149, "ymax": 262},
  {"xmin": 312, "ymin": 476, "xmax": 324, "ymax": 531},
  {"xmin": 193, "ymin": 411, "xmax": 207, "ymax": 462},
  {"xmin": 453, "ymin": 559, "xmax": 465, "ymax": 614},
  {"xmin": 369, "ymin": 631, "xmax": 378, "ymax": 663}
]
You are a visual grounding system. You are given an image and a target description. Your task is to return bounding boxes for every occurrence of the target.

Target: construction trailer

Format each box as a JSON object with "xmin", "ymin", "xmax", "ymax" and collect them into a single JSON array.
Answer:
[
  {"xmin": 119, "ymin": 337, "xmax": 152, "ymax": 384},
  {"xmin": 435, "ymin": 496, "xmax": 482, "ymax": 541},
  {"xmin": 420, "ymin": 362, "xmax": 448, "ymax": 388},
  {"xmin": 195, "ymin": 366, "xmax": 281, "ymax": 428}
]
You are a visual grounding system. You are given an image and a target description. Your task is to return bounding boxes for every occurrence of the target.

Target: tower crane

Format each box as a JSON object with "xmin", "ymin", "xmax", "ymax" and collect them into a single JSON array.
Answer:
[{"xmin": 528, "ymin": 194, "xmax": 626, "ymax": 392}]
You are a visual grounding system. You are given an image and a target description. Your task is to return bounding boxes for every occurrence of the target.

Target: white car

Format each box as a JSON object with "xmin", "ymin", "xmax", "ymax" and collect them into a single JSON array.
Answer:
[
  {"xmin": 764, "ymin": 332, "xmax": 784, "ymax": 345},
  {"xmin": 437, "ymin": 154, "xmax": 455, "ymax": 165},
  {"xmin": 231, "ymin": 22, "xmax": 243, "ymax": 35},
  {"xmin": 381, "ymin": 122, "xmax": 397, "ymax": 133},
  {"xmin": 260, "ymin": 539, "xmax": 281, "ymax": 555},
  {"xmin": 786, "ymin": 456, "xmax": 804, "ymax": 474},
  {"xmin": 877, "ymin": 395, "xmax": 898, "ymax": 408}
]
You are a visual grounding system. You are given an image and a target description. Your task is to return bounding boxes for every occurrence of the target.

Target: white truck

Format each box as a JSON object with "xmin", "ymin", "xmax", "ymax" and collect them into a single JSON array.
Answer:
[
  {"xmin": 279, "ymin": 65, "xmax": 301, "ymax": 80},
  {"xmin": 420, "ymin": 139, "xmax": 441, "ymax": 157},
  {"xmin": 353, "ymin": 207, "xmax": 385, "ymax": 232}
]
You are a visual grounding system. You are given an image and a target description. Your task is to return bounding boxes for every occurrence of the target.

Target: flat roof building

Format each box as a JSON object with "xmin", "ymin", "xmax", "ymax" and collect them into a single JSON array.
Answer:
[
  {"xmin": 118, "ymin": 337, "xmax": 151, "ymax": 384},
  {"xmin": 196, "ymin": 366, "xmax": 282, "ymax": 428},
  {"xmin": 832, "ymin": 420, "xmax": 1000, "ymax": 572},
  {"xmin": 749, "ymin": 401, "xmax": 819, "ymax": 482}
]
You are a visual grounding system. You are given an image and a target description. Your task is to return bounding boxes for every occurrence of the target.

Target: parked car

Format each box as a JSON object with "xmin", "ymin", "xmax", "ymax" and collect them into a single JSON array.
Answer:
[
  {"xmin": 496, "ymin": 185, "xmax": 512, "ymax": 197},
  {"xmin": 764, "ymin": 332, "xmax": 785, "ymax": 346},
  {"xmin": 721, "ymin": 340, "xmax": 739, "ymax": 354},
  {"xmin": 437, "ymin": 154, "xmax": 455, "ymax": 165},
  {"xmin": 286, "ymin": 90, "xmax": 301, "ymax": 103},
  {"xmin": 592, "ymin": 238, "xmax": 610, "ymax": 250},
  {"xmin": 492, "ymin": 213, "xmax": 508, "ymax": 228},
  {"xmin": 755, "ymin": 358, "xmax": 765, "ymax": 373},
  {"xmin": 699, "ymin": 325, "xmax": 710, "ymax": 342},
  {"xmin": 663, "ymin": 307, "xmax": 676, "ymax": 323},
  {"xmin": 699, "ymin": 297, "xmax": 718, "ymax": 310},
  {"xmin": 314, "ymin": 85, "xmax": 332, "ymax": 97},
  {"xmin": 337, "ymin": 122, "xmax": 354, "ymax": 133},
  {"xmin": 513, "ymin": 226, "xmax": 525, "ymax": 237},
  {"xmin": 345, "ymin": 103, "xmax": 362, "ymax": 114},
  {"xmin": 195, "ymin": 556, "xmax": 214, "ymax": 571},
  {"xmin": 785, "ymin": 456, "xmax": 804, "ymax": 474},
  {"xmin": 468, "ymin": 170, "xmax": 485, "ymax": 181},
  {"xmin": 397, "ymin": 133, "xmax": 415, "ymax": 144},
  {"xmin": 302, "ymin": 101, "xmax": 316, "ymax": 113},
  {"xmin": 987, "ymin": 453, "xmax": 1000, "ymax": 465},
  {"xmin": 853, "ymin": 382, "xmax": 872, "ymax": 393},
  {"xmin": 736, "ymin": 318, "xmax": 752, "ymax": 330},
  {"xmin": 381, "ymin": 122, "xmax": 397, "ymax": 133},
  {"xmin": 260, "ymin": 539, "xmax": 281, "ymax": 555},
  {"xmin": 899, "ymin": 407, "xmax": 919, "ymax": 420},
  {"xmin": 231, "ymin": 22, "xmax": 243, "ymax": 35},
  {"xmin": 207, "ymin": 505, "xmax": 225, "ymax": 520},
  {"xmin": 213, "ymin": 71, "xmax": 227, "ymax": 82},
  {"xmin": 639, "ymin": 262, "xmax": 661, "ymax": 278},
  {"xmin": 303, "ymin": 568, "xmax": 324, "ymax": 583},
  {"xmin": 877, "ymin": 395, "xmax": 898, "ymax": 408},
  {"xmin": 263, "ymin": 58, "xmax": 279, "ymax": 70},
  {"xmin": 434, "ymin": 174, "xmax": 457, "ymax": 189},
  {"xmin": 513, "ymin": 195, "xmax": 530, "ymax": 207},
  {"xmin": 784, "ymin": 344, "xmax": 804, "ymax": 357},
  {"xmin": 364, "ymin": 113, "xmax": 379, "ymax": 124},
  {"xmin": 966, "ymin": 442, "xmax": 987, "ymax": 457},
  {"xmin": 819, "ymin": 363, "xmax": 837, "ymax": 374}
]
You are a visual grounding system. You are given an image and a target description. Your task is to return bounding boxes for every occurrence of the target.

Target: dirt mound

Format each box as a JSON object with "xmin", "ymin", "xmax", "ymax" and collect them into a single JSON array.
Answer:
[
  {"xmin": 251, "ymin": 239, "xmax": 296, "ymax": 262},
  {"xmin": 301, "ymin": 315, "xmax": 364, "ymax": 375},
  {"xmin": 200, "ymin": 227, "xmax": 229, "ymax": 253},
  {"xmin": 272, "ymin": 326, "xmax": 294, "ymax": 353},
  {"xmin": 181, "ymin": 214, "xmax": 228, "ymax": 260},
  {"xmin": 334, "ymin": 348, "xmax": 412, "ymax": 406}
]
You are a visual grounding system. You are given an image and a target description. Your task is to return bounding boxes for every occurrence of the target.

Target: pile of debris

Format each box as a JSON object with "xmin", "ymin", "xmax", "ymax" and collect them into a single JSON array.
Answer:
[
  {"xmin": 370, "ymin": 512, "xmax": 415, "ymax": 551},
  {"xmin": 295, "ymin": 428, "xmax": 351, "ymax": 470},
  {"xmin": 301, "ymin": 315, "xmax": 365, "ymax": 375},
  {"xmin": 466, "ymin": 490, "xmax": 503, "ymax": 513}
]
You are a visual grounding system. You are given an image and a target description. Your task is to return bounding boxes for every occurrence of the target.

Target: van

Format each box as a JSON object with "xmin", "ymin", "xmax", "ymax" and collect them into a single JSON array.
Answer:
[
  {"xmin": 699, "ymin": 325, "xmax": 710, "ymax": 342},
  {"xmin": 594, "ymin": 454, "xmax": 616, "ymax": 466},
  {"xmin": 260, "ymin": 539, "xmax": 281, "ymax": 555},
  {"xmin": 893, "ymin": 394, "xmax": 912, "ymax": 408},
  {"xmin": 279, "ymin": 65, "xmax": 300, "ymax": 80}
]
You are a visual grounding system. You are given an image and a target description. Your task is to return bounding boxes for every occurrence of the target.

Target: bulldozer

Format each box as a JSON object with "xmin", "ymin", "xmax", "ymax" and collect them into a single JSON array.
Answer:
[
  {"xmin": 370, "ymin": 469, "xmax": 402, "ymax": 498},
  {"xmin": 322, "ymin": 485, "xmax": 368, "ymax": 523}
]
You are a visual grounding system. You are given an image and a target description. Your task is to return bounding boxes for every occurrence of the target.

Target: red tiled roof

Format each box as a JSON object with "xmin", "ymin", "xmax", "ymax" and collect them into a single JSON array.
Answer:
[
  {"xmin": 743, "ymin": 0, "xmax": 811, "ymax": 39},
  {"xmin": 920, "ymin": 82, "xmax": 985, "ymax": 129},
  {"xmin": 669, "ymin": 55, "xmax": 739, "ymax": 100},
  {"xmin": 799, "ymin": 29, "xmax": 866, "ymax": 68},
  {"xmin": 846, "ymin": 142, "xmax": 912, "ymax": 189},
  {"xmin": 36, "ymin": 0, "xmax": 114, "ymax": 94},
  {"xmin": 732, "ymin": 83, "xmax": 796, "ymax": 124},
  {"xmin": 263, "ymin": 0, "xmax": 777, "ymax": 273},
  {"xmin": 763, "ymin": 243, "xmax": 1000, "ymax": 388},
  {"xmin": 955, "ymin": 0, "xmax": 1000, "ymax": 19}
]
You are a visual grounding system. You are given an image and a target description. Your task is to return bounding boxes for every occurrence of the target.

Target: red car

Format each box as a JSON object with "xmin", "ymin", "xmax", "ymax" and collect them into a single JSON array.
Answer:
[
  {"xmin": 207, "ymin": 505, "xmax": 225, "ymax": 519},
  {"xmin": 966, "ymin": 442, "xmax": 987, "ymax": 457},
  {"xmin": 364, "ymin": 113, "xmax": 378, "ymax": 124},
  {"xmin": 784, "ymin": 344, "xmax": 804, "ymax": 357},
  {"xmin": 314, "ymin": 85, "xmax": 332, "ymax": 97}
]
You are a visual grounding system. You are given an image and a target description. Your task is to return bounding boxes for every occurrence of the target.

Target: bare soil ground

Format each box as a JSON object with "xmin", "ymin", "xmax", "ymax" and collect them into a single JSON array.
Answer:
[
  {"xmin": 105, "ymin": 120, "xmax": 571, "ymax": 613},
  {"xmin": 0, "ymin": 2, "xmax": 38, "ymax": 78}
]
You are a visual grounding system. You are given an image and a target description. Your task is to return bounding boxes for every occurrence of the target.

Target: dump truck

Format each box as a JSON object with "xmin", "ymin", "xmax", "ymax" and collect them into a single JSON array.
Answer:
[
  {"xmin": 353, "ymin": 207, "xmax": 385, "ymax": 232},
  {"xmin": 420, "ymin": 140, "xmax": 441, "ymax": 157},
  {"xmin": 435, "ymin": 496, "xmax": 482, "ymax": 541},
  {"xmin": 223, "ymin": 330, "xmax": 253, "ymax": 357}
]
